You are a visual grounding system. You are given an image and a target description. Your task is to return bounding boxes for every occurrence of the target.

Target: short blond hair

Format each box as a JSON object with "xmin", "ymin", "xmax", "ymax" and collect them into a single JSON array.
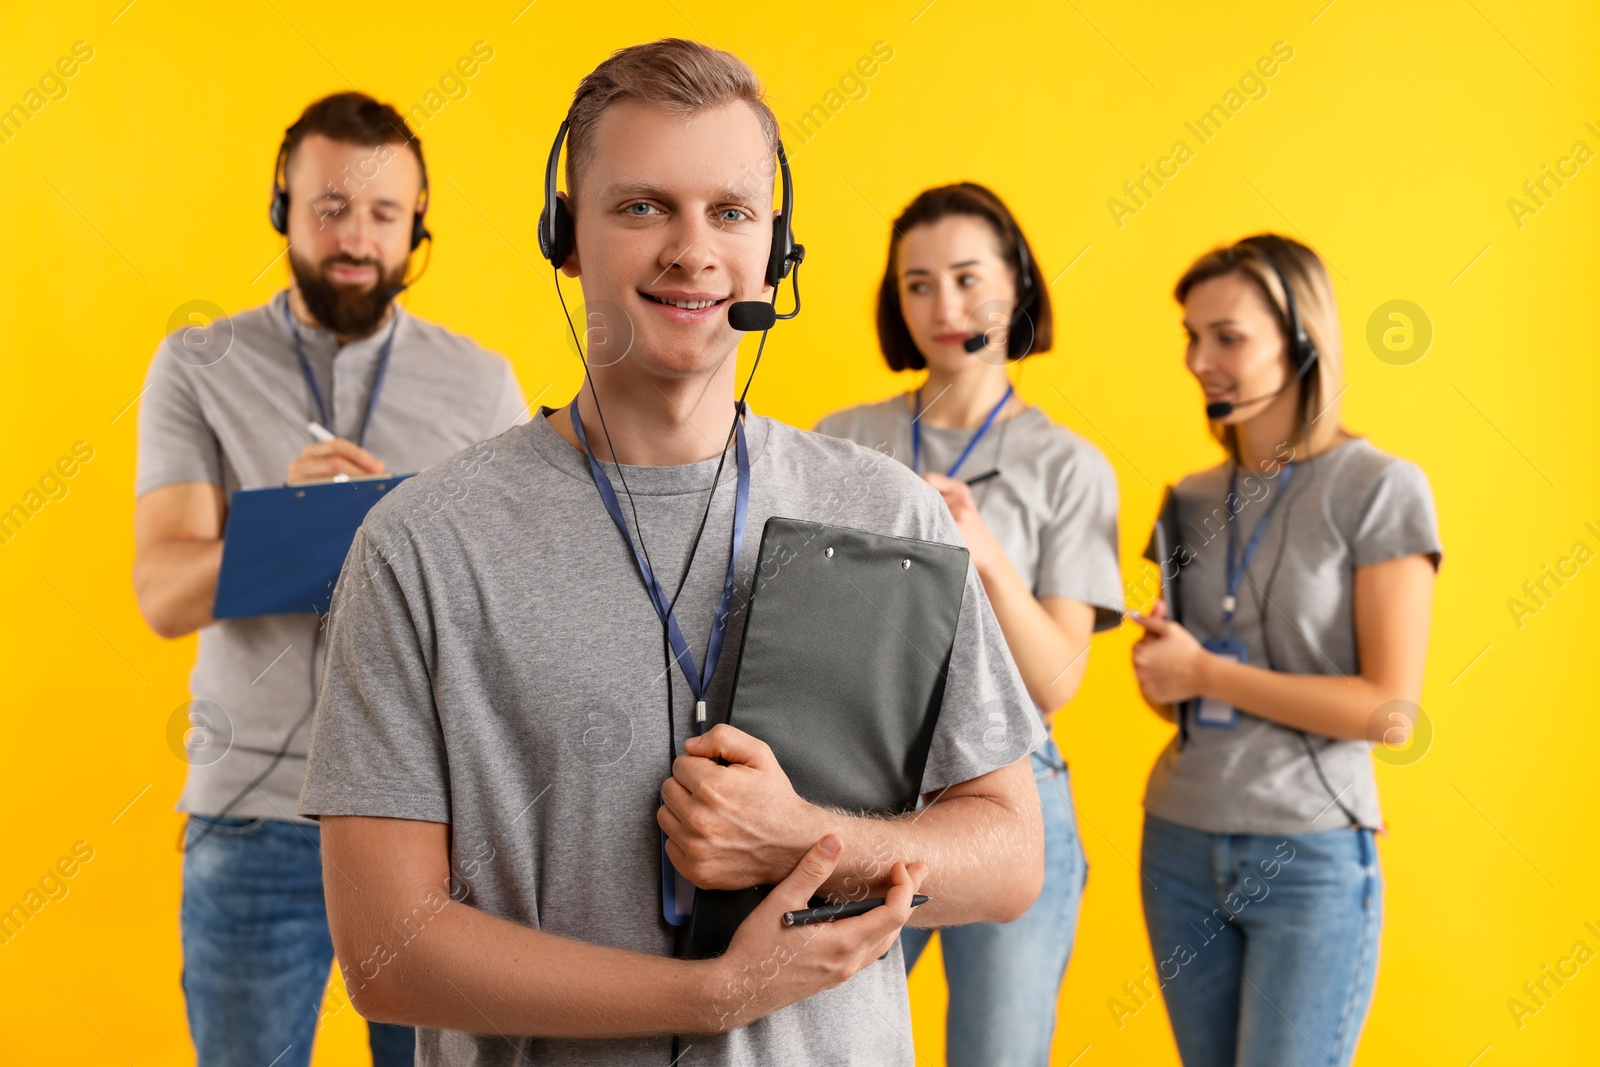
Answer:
[
  {"xmin": 1174, "ymin": 233, "xmax": 1345, "ymax": 458},
  {"xmin": 565, "ymin": 38, "xmax": 780, "ymax": 199}
]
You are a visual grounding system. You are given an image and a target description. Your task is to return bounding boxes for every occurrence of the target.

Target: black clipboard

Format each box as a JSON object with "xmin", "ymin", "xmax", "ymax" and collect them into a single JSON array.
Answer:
[
  {"xmin": 1152, "ymin": 486, "xmax": 1184, "ymax": 624},
  {"xmin": 1151, "ymin": 486, "xmax": 1195, "ymax": 743},
  {"xmin": 213, "ymin": 475, "xmax": 412, "ymax": 619},
  {"xmin": 680, "ymin": 516, "xmax": 969, "ymax": 959}
]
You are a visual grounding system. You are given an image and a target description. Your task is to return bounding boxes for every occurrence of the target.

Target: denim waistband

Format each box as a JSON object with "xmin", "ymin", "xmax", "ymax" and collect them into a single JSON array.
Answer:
[{"xmin": 1031, "ymin": 733, "xmax": 1068, "ymax": 774}]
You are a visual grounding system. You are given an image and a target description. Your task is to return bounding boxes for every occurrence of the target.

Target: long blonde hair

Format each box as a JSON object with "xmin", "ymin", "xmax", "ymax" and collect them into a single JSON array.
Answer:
[{"xmin": 1174, "ymin": 233, "xmax": 1344, "ymax": 459}]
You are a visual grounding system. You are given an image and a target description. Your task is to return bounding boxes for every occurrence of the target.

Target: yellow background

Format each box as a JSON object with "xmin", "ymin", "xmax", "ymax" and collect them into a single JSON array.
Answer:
[{"xmin": 2, "ymin": 0, "xmax": 1597, "ymax": 1063}]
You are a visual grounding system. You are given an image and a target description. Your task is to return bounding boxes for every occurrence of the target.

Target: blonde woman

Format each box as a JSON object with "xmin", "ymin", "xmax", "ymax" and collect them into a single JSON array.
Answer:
[{"xmin": 1130, "ymin": 234, "xmax": 1441, "ymax": 1067}]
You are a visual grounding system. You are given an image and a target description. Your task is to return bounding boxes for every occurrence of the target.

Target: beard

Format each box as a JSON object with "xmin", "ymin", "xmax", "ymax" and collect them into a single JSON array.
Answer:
[{"xmin": 290, "ymin": 250, "xmax": 408, "ymax": 337}]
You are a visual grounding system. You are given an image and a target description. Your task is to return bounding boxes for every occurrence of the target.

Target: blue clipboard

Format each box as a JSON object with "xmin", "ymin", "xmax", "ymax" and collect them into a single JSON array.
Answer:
[{"xmin": 213, "ymin": 474, "xmax": 412, "ymax": 619}]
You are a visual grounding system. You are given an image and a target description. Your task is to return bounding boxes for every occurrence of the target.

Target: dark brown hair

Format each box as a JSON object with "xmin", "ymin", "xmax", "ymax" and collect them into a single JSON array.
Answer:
[
  {"xmin": 1174, "ymin": 232, "xmax": 1344, "ymax": 457},
  {"xmin": 876, "ymin": 182, "xmax": 1052, "ymax": 372},
  {"xmin": 282, "ymin": 91, "xmax": 425, "ymax": 185},
  {"xmin": 565, "ymin": 39, "xmax": 779, "ymax": 200}
]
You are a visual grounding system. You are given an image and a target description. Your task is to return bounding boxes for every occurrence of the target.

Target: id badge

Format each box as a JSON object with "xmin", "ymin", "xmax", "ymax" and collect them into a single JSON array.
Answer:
[
  {"xmin": 1196, "ymin": 637, "xmax": 1247, "ymax": 728},
  {"xmin": 660, "ymin": 829, "xmax": 694, "ymax": 926}
]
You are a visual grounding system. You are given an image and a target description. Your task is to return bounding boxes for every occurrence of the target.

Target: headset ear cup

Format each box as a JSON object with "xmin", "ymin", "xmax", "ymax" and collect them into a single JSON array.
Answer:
[
  {"xmin": 537, "ymin": 207, "xmax": 553, "ymax": 263},
  {"xmin": 269, "ymin": 191, "xmax": 289, "ymax": 236},
  {"xmin": 1007, "ymin": 309, "xmax": 1036, "ymax": 360},
  {"xmin": 766, "ymin": 212, "xmax": 790, "ymax": 289},
  {"xmin": 545, "ymin": 195, "xmax": 575, "ymax": 270},
  {"xmin": 410, "ymin": 213, "xmax": 430, "ymax": 252},
  {"xmin": 1293, "ymin": 329, "xmax": 1317, "ymax": 371}
]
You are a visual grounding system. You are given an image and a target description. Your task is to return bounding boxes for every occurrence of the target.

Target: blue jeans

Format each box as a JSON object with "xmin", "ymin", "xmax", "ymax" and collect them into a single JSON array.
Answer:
[
  {"xmin": 1139, "ymin": 814, "xmax": 1382, "ymax": 1067},
  {"xmin": 180, "ymin": 815, "xmax": 416, "ymax": 1067},
  {"xmin": 901, "ymin": 735, "xmax": 1088, "ymax": 1066}
]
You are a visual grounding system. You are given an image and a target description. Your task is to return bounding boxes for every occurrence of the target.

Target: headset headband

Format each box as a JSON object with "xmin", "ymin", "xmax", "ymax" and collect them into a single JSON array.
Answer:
[
  {"xmin": 537, "ymin": 116, "xmax": 802, "ymax": 290},
  {"xmin": 1251, "ymin": 241, "xmax": 1316, "ymax": 370},
  {"xmin": 1011, "ymin": 222, "xmax": 1034, "ymax": 296},
  {"xmin": 269, "ymin": 123, "xmax": 431, "ymax": 251}
]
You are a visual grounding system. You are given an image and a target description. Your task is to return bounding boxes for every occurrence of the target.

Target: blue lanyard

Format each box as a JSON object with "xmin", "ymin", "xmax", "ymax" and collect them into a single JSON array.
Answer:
[
  {"xmin": 568, "ymin": 398, "xmax": 751, "ymax": 731},
  {"xmin": 282, "ymin": 294, "xmax": 398, "ymax": 449},
  {"xmin": 911, "ymin": 383, "xmax": 1013, "ymax": 478},
  {"xmin": 1221, "ymin": 461, "xmax": 1296, "ymax": 635}
]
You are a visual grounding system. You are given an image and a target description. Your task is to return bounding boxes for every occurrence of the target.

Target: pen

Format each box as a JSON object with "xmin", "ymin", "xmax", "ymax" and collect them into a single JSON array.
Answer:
[
  {"xmin": 782, "ymin": 895, "xmax": 930, "ymax": 927},
  {"xmin": 964, "ymin": 470, "xmax": 1001, "ymax": 487},
  {"xmin": 305, "ymin": 421, "xmax": 355, "ymax": 482}
]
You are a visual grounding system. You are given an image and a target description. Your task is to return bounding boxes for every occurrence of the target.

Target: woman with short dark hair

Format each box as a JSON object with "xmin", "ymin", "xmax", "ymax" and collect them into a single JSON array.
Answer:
[{"xmin": 816, "ymin": 182, "xmax": 1123, "ymax": 1065}]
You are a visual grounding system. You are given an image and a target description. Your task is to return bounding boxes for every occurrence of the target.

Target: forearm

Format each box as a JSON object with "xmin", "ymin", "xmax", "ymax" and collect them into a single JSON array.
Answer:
[
  {"xmin": 132, "ymin": 538, "xmax": 222, "ymax": 638},
  {"xmin": 341, "ymin": 889, "xmax": 718, "ymax": 1037},
  {"xmin": 665, "ymin": 735, "xmax": 1043, "ymax": 933},
  {"xmin": 1199, "ymin": 654, "xmax": 1409, "ymax": 741},
  {"xmin": 813, "ymin": 780, "xmax": 1042, "ymax": 927},
  {"xmin": 976, "ymin": 558, "xmax": 1087, "ymax": 715}
]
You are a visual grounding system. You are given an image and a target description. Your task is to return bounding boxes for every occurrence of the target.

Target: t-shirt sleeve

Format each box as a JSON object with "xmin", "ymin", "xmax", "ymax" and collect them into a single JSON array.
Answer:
[
  {"xmin": 134, "ymin": 341, "xmax": 223, "ymax": 496},
  {"xmin": 486, "ymin": 358, "xmax": 530, "ymax": 435},
  {"xmin": 298, "ymin": 524, "xmax": 452, "ymax": 823},
  {"xmin": 1034, "ymin": 446, "xmax": 1124, "ymax": 629},
  {"xmin": 1350, "ymin": 458, "xmax": 1443, "ymax": 573},
  {"xmin": 811, "ymin": 410, "xmax": 846, "ymax": 437},
  {"xmin": 918, "ymin": 503, "xmax": 1047, "ymax": 797}
]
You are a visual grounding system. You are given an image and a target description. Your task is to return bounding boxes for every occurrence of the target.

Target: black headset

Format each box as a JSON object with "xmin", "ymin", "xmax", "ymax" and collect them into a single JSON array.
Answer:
[
  {"xmin": 269, "ymin": 125, "xmax": 432, "ymax": 251},
  {"xmin": 1000, "ymin": 219, "xmax": 1037, "ymax": 358},
  {"xmin": 537, "ymin": 116, "xmax": 803, "ymax": 290},
  {"xmin": 1203, "ymin": 238, "xmax": 1319, "ymax": 421},
  {"xmin": 1255, "ymin": 239, "xmax": 1318, "ymax": 431},
  {"xmin": 957, "ymin": 188, "xmax": 1037, "ymax": 358},
  {"xmin": 1248, "ymin": 238, "xmax": 1318, "ymax": 375}
]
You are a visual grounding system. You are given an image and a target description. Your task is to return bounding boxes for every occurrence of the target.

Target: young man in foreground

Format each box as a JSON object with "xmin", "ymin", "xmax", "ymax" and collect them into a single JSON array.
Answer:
[{"xmin": 300, "ymin": 39, "xmax": 1045, "ymax": 1065}]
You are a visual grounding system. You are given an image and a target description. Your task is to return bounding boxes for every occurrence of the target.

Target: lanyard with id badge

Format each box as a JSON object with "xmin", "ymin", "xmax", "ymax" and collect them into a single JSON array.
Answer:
[
  {"xmin": 1193, "ymin": 460, "xmax": 1297, "ymax": 729},
  {"xmin": 283, "ymin": 295, "xmax": 398, "ymax": 450},
  {"xmin": 569, "ymin": 398, "xmax": 751, "ymax": 928},
  {"xmin": 911, "ymin": 382, "xmax": 1012, "ymax": 477}
]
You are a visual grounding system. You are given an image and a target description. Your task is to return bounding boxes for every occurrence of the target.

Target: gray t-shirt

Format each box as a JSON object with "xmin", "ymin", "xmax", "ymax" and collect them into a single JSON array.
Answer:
[
  {"xmin": 135, "ymin": 289, "xmax": 528, "ymax": 821},
  {"xmin": 1141, "ymin": 437, "xmax": 1442, "ymax": 834},
  {"xmin": 298, "ymin": 408, "xmax": 1044, "ymax": 1066},
  {"xmin": 814, "ymin": 395, "xmax": 1123, "ymax": 631}
]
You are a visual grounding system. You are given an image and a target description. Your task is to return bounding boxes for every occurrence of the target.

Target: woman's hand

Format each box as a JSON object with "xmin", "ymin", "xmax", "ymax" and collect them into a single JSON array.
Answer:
[
  {"xmin": 924, "ymin": 472, "xmax": 1004, "ymax": 578},
  {"xmin": 1129, "ymin": 599, "xmax": 1211, "ymax": 705}
]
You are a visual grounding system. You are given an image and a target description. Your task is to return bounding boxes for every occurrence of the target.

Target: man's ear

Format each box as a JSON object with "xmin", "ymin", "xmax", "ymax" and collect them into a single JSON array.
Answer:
[{"xmin": 557, "ymin": 191, "xmax": 581, "ymax": 278}]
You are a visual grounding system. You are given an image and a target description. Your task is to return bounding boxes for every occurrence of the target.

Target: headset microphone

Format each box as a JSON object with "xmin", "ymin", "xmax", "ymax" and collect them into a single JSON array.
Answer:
[
  {"xmin": 961, "ymin": 327, "xmax": 994, "ymax": 354},
  {"xmin": 963, "ymin": 316, "xmax": 1015, "ymax": 354},
  {"xmin": 375, "ymin": 232, "xmax": 433, "ymax": 304},
  {"xmin": 728, "ymin": 301, "xmax": 777, "ymax": 332},
  {"xmin": 1205, "ymin": 242, "xmax": 1319, "ymax": 420},
  {"xmin": 1205, "ymin": 353, "xmax": 1315, "ymax": 419}
]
